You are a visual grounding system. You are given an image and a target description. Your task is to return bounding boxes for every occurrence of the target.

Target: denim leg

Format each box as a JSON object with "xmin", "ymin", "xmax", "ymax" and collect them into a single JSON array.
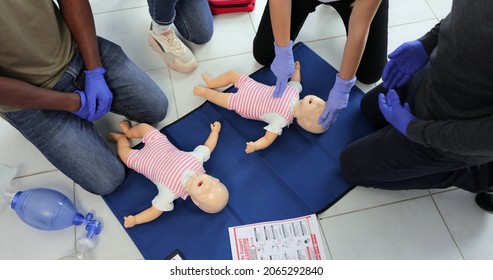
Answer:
[
  {"xmin": 147, "ymin": 0, "xmax": 180, "ymax": 25},
  {"xmin": 0, "ymin": 37, "xmax": 168, "ymax": 195},
  {"xmin": 340, "ymin": 125, "xmax": 491, "ymax": 193},
  {"xmin": 97, "ymin": 37, "xmax": 169, "ymax": 123},
  {"xmin": 2, "ymin": 108, "xmax": 125, "ymax": 195},
  {"xmin": 174, "ymin": 0, "xmax": 213, "ymax": 44}
]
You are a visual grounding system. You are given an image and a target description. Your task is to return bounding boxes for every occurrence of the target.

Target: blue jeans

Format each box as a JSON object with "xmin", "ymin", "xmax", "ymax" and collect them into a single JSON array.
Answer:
[
  {"xmin": 1, "ymin": 37, "xmax": 169, "ymax": 195},
  {"xmin": 147, "ymin": 0, "xmax": 213, "ymax": 44}
]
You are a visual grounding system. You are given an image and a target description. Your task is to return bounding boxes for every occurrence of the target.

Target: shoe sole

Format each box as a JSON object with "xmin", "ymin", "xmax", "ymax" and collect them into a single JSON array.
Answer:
[
  {"xmin": 475, "ymin": 193, "xmax": 493, "ymax": 214},
  {"xmin": 148, "ymin": 34, "xmax": 198, "ymax": 73}
]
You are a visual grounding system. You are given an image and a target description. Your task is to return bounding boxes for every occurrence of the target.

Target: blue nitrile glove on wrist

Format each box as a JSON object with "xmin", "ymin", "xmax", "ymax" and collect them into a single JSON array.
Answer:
[
  {"xmin": 73, "ymin": 90, "xmax": 92, "ymax": 120},
  {"xmin": 271, "ymin": 41, "xmax": 294, "ymax": 98},
  {"xmin": 378, "ymin": 89, "xmax": 416, "ymax": 136},
  {"xmin": 318, "ymin": 74, "xmax": 356, "ymax": 128},
  {"xmin": 382, "ymin": 40, "xmax": 428, "ymax": 89},
  {"xmin": 84, "ymin": 66, "xmax": 113, "ymax": 121}
]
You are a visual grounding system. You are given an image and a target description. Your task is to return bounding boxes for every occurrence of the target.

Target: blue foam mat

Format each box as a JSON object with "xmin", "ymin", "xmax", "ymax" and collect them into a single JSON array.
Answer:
[{"xmin": 103, "ymin": 42, "xmax": 375, "ymax": 260}]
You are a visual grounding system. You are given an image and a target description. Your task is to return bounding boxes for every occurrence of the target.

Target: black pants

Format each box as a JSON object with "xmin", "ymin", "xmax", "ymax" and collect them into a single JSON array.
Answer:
[
  {"xmin": 340, "ymin": 69, "xmax": 492, "ymax": 193},
  {"xmin": 252, "ymin": 0, "xmax": 388, "ymax": 84}
]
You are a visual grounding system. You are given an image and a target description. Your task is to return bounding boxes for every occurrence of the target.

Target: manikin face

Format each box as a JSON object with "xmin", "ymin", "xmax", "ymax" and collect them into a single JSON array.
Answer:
[
  {"xmin": 185, "ymin": 173, "xmax": 229, "ymax": 214},
  {"xmin": 295, "ymin": 95, "xmax": 328, "ymax": 134}
]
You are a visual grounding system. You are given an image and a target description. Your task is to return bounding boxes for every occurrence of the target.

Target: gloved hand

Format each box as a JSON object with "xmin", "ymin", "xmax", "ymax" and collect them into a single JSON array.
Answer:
[
  {"xmin": 73, "ymin": 90, "xmax": 92, "ymax": 120},
  {"xmin": 382, "ymin": 40, "xmax": 428, "ymax": 89},
  {"xmin": 378, "ymin": 89, "xmax": 416, "ymax": 136},
  {"xmin": 318, "ymin": 74, "xmax": 356, "ymax": 128},
  {"xmin": 84, "ymin": 66, "xmax": 113, "ymax": 121},
  {"xmin": 271, "ymin": 41, "xmax": 294, "ymax": 98}
]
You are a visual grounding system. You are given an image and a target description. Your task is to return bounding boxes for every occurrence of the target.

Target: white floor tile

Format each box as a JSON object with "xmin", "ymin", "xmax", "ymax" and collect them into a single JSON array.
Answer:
[
  {"xmin": 433, "ymin": 189, "xmax": 493, "ymax": 259},
  {"xmin": 89, "ymin": 0, "xmax": 147, "ymax": 15},
  {"xmin": 306, "ymin": 38, "xmax": 347, "ymax": 73},
  {"xmin": 0, "ymin": 120, "xmax": 56, "ymax": 177},
  {"xmin": 190, "ymin": 13, "xmax": 257, "ymax": 62},
  {"xmin": 388, "ymin": 19, "xmax": 439, "ymax": 54},
  {"xmin": 296, "ymin": 5, "xmax": 346, "ymax": 43},
  {"xmin": 317, "ymin": 218, "xmax": 333, "ymax": 260},
  {"xmin": 93, "ymin": 7, "xmax": 167, "ymax": 72},
  {"xmin": 389, "ymin": 0, "xmax": 436, "ymax": 27},
  {"xmin": 318, "ymin": 187, "xmax": 430, "ymax": 218},
  {"xmin": 320, "ymin": 196, "xmax": 462, "ymax": 259},
  {"xmin": 145, "ymin": 68, "xmax": 180, "ymax": 128},
  {"xmin": 426, "ymin": 0, "xmax": 453, "ymax": 19},
  {"xmin": 249, "ymin": 0, "xmax": 266, "ymax": 32}
]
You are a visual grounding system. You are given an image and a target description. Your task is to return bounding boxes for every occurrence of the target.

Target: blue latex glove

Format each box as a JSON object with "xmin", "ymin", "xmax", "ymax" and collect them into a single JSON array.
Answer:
[
  {"xmin": 84, "ymin": 66, "xmax": 113, "ymax": 121},
  {"xmin": 271, "ymin": 41, "xmax": 294, "ymax": 98},
  {"xmin": 73, "ymin": 90, "xmax": 93, "ymax": 120},
  {"xmin": 318, "ymin": 74, "xmax": 356, "ymax": 128},
  {"xmin": 382, "ymin": 40, "xmax": 428, "ymax": 89},
  {"xmin": 378, "ymin": 89, "xmax": 416, "ymax": 136}
]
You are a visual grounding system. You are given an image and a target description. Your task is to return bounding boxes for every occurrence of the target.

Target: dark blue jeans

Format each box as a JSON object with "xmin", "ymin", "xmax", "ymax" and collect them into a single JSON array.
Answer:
[
  {"xmin": 147, "ymin": 0, "xmax": 213, "ymax": 44},
  {"xmin": 1, "ymin": 37, "xmax": 169, "ymax": 195}
]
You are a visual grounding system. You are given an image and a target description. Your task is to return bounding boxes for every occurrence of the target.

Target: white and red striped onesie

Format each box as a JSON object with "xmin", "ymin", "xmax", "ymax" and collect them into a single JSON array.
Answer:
[
  {"xmin": 126, "ymin": 129, "xmax": 211, "ymax": 211},
  {"xmin": 228, "ymin": 75, "xmax": 302, "ymax": 135}
]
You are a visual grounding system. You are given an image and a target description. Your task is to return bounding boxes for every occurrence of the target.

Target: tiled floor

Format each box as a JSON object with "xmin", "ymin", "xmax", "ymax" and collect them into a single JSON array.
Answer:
[{"xmin": 2, "ymin": 0, "xmax": 491, "ymax": 260}]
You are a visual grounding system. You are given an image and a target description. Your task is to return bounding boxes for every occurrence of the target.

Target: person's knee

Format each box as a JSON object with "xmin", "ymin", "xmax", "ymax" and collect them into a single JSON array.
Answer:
[
  {"xmin": 80, "ymin": 166, "xmax": 126, "ymax": 196},
  {"xmin": 357, "ymin": 72, "xmax": 382, "ymax": 85},
  {"xmin": 139, "ymin": 93, "xmax": 169, "ymax": 124},
  {"xmin": 147, "ymin": 99, "xmax": 168, "ymax": 123},
  {"xmin": 340, "ymin": 148, "xmax": 367, "ymax": 186},
  {"xmin": 252, "ymin": 38, "xmax": 274, "ymax": 66},
  {"xmin": 360, "ymin": 87, "xmax": 388, "ymax": 128},
  {"xmin": 190, "ymin": 29, "xmax": 213, "ymax": 45},
  {"xmin": 183, "ymin": 25, "xmax": 213, "ymax": 45}
]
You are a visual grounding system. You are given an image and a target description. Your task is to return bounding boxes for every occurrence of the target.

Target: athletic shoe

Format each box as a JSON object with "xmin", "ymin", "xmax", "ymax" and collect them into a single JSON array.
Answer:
[{"xmin": 148, "ymin": 26, "xmax": 197, "ymax": 73}]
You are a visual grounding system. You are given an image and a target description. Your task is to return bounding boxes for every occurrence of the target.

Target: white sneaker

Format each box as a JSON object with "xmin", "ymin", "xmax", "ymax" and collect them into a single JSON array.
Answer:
[{"xmin": 148, "ymin": 26, "xmax": 198, "ymax": 73}]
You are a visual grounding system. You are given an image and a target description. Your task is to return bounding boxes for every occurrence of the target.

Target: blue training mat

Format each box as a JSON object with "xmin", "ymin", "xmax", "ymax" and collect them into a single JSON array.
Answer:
[{"xmin": 103, "ymin": 42, "xmax": 375, "ymax": 260}]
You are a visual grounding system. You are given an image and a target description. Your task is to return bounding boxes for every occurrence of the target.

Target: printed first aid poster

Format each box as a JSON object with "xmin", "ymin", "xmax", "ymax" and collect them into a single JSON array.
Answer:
[{"xmin": 228, "ymin": 214, "xmax": 327, "ymax": 260}]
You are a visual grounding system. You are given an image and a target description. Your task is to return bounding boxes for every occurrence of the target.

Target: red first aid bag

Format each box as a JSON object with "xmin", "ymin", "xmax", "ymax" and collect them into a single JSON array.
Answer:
[{"xmin": 208, "ymin": 0, "xmax": 255, "ymax": 15}]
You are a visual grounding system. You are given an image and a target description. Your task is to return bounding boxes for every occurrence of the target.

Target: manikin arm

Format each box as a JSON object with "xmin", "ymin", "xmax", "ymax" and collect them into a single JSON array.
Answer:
[
  {"xmin": 203, "ymin": 122, "xmax": 222, "ymax": 153},
  {"xmin": 123, "ymin": 205, "xmax": 163, "ymax": 228},
  {"xmin": 245, "ymin": 131, "xmax": 279, "ymax": 154}
]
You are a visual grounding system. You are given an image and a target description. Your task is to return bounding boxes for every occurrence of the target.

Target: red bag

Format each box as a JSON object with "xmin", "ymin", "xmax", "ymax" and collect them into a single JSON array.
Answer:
[{"xmin": 208, "ymin": 0, "xmax": 255, "ymax": 15}]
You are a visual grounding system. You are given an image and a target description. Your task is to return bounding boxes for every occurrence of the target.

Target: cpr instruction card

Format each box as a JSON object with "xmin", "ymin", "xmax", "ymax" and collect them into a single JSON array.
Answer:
[{"xmin": 228, "ymin": 214, "xmax": 327, "ymax": 260}]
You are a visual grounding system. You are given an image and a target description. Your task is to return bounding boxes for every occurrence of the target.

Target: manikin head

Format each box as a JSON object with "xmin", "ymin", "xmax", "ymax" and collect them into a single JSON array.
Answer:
[
  {"xmin": 184, "ymin": 173, "xmax": 229, "ymax": 214},
  {"xmin": 293, "ymin": 94, "xmax": 329, "ymax": 134}
]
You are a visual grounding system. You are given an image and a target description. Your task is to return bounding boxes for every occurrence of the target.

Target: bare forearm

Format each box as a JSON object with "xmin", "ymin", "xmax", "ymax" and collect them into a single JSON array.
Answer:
[
  {"xmin": 270, "ymin": 0, "xmax": 291, "ymax": 47},
  {"xmin": 0, "ymin": 77, "xmax": 80, "ymax": 112},
  {"xmin": 339, "ymin": 0, "xmax": 381, "ymax": 80},
  {"xmin": 58, "ymin": 0, "xmax": 101, "ymax": 70}
]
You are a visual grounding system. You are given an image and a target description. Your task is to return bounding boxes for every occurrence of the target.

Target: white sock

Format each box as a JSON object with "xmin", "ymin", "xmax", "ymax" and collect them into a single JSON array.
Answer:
[{"xmin": 151, "ymin": 21, "xmax": 171, "ymax": 35}]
